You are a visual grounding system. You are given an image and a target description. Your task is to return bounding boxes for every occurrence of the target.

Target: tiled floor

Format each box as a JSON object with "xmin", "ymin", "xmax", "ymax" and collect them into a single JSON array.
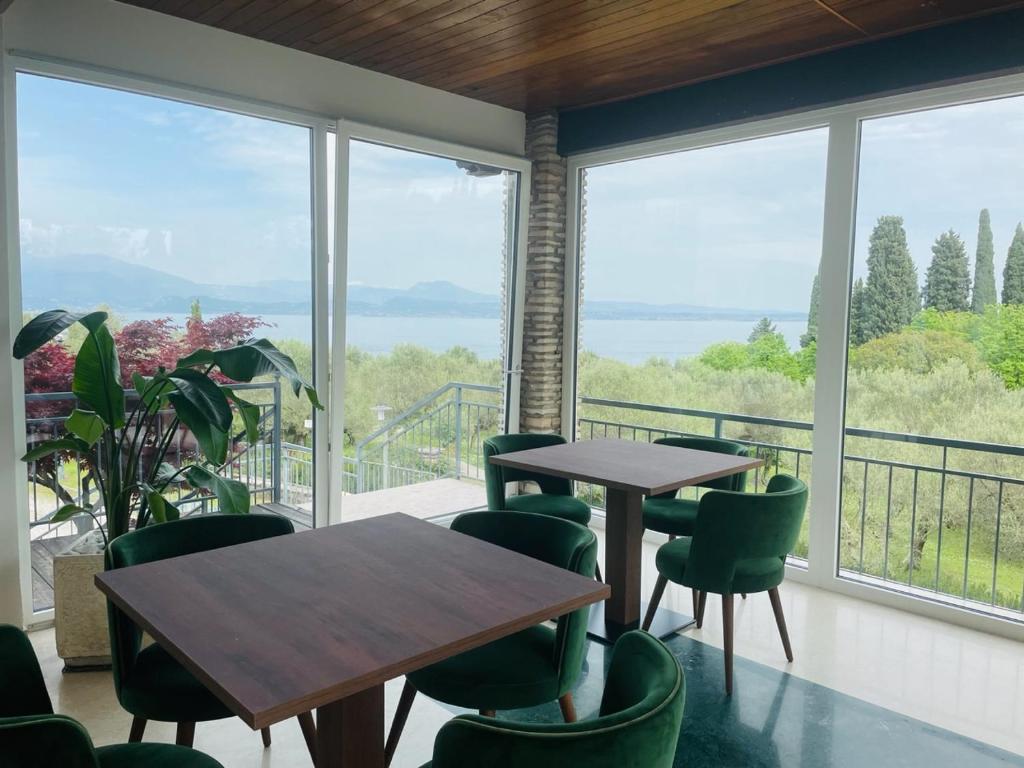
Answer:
[{"xmin": 27, "ymin": 531, "xmax": 1024, "ymax": 767}]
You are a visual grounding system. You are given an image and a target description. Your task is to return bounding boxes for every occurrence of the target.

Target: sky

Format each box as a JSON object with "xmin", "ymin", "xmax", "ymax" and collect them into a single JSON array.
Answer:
[{"xmin": 15, "ymin": 72, "xmax": 1024, "ymax": 314}]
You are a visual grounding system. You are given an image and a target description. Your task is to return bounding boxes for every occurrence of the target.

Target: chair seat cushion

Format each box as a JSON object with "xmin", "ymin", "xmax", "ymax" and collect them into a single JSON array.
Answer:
[
  {"xmin": 97, "ymin": 743, "xmax": 225, "ymax": 768},
  {"xmin": 655, "ymin": 537, "xmax": 785, "ymax": 595},
  {"xmin": 120, "ymin": 644, "xmax": 231, "ymax": 722},
  {"xmin": 408, "ymin": 625, "xmax": 560, "ymax": 711},
  {"xmin": 505, "ymin": 494, "xmax": 591, "ymax": 526},
  {"xmin": 642, "ymin": 497, "xmax": 698, "ymax": 537}
]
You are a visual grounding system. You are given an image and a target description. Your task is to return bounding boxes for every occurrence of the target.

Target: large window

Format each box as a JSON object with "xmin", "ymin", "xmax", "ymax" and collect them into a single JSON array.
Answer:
[
  {"xmin": 575, "ymin": 128, "xmax": 828, "ymax": 555},
  {"xmin": 340, "ymin": 138, "xmax": 521, "ymax": 519},
  {"xmin": 839, "ymin": 95, "xmax": 1024, "ymax": 616},
  {"xmin": 17, "ymin": 74, "xmax": 319, "ymax": 612}
]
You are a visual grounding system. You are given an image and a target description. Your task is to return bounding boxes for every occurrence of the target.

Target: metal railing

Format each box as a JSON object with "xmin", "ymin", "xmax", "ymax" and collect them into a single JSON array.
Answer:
[
  {"xmin": 25, "ymin": 380, "xmax": 286, "ymax": 539},
  {"xmin": 579, "ymin": 395, "xmax": 1024, "ymax": 618}
]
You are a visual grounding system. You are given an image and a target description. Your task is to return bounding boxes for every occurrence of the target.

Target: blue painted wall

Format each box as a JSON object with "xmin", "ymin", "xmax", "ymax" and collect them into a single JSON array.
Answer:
[{"xmin": 558, "ymin": 10, "xmax": 1024, "ymax": 156}]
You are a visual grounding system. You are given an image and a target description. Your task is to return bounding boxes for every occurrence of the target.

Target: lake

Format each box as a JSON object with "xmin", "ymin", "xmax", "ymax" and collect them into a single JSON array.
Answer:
[{"xmin": 120, "ymin": 312, "xmax": 808, "ymax": 364}]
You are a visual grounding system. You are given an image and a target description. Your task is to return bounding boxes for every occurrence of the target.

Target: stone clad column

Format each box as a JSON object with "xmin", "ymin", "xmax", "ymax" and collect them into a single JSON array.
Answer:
[{"xmin": 520, "ymin": 111, "xmax": 568, "ymax": 435}]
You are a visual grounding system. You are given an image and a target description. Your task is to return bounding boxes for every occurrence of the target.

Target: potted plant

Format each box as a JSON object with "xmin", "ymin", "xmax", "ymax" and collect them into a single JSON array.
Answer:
[{"xmin": 14, "ymin": 309, "xmax": 321, "ymax": 669}]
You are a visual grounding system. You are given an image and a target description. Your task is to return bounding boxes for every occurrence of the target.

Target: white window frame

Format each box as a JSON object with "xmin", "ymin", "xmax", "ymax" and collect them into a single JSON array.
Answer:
[
  {"xmin": 565, "ymin": 71, "xmax": 1024, "ymax": 643},
  {"xmin": 328, "ymin": 120, "xmax": 531, "ymax": 525},
  {"xmin": 1, "ymin": 54, "xmax": 335, "ymax": 626}
]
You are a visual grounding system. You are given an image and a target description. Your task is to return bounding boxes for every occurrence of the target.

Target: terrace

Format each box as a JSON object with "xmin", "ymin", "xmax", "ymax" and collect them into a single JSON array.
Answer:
[{"xmin": 3, "ymin": 0, "xmax": 1024, "ymax": 766}]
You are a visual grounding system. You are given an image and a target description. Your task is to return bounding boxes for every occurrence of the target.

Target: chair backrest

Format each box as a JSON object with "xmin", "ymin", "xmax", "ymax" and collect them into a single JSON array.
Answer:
[
  {"xmin": 105, "ymin": 514, "xmax": 295, "ymax": 699},
  {"xmin": 686, "ymin": 474, "xmax": 808, "ymax": 595},
  {"xmin": 483, "ymin": 433, "xmax": 573, "ymax": 509},
  {"xmin": 0, "ymin": 714, "xmax": 100, "ymax": 768},
  {"xmin": 428, "ymin": 631, "xmax": 685, "ymax": 768},
  {"xmin": 450, "ymin": 510, "xmax": 596, "ymax": 692},
  {"xmin": 0, "ymin": 624, "xmax": 53, "ymax": 718},
  {"xmin": 649, "ymin": 436, "xmax": 749, "ymax": 499}
]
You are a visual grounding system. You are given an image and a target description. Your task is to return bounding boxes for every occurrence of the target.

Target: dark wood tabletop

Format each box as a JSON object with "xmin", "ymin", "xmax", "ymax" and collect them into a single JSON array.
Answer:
[
  {"xmin": 489, "ymin": 438, "xmax": 764, "ymax": 496},
  {"xmin": 95, "ymin": 512, "xmax": 610, "ymax": 730}
]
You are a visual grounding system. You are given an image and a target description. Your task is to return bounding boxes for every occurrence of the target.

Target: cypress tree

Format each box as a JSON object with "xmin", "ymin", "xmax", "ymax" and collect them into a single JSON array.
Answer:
[
  {"xmin": 1002, "ymin": 224, "xmax": 1024, "ymax": 305},
  {"xmin": 972, "ymin": 209, "xmax": 997, "ymax": 312},
  {"xmin": 850, "ymin": 278, "xmax": 867, "ymax": 345},
  {"xmin": 861, "ymin": 216, "xmax": 919, "ymax": 340},
  {"xmin": 923, "ymin": 230, "xmax": 970, "ymax": 312},
  {"xmin": 800, "ymin": 270, "xmax": 820, "ymax": 348},
  {"xmin": 748, "ymin": 317, "xmax": 778, "ymax": 342}
]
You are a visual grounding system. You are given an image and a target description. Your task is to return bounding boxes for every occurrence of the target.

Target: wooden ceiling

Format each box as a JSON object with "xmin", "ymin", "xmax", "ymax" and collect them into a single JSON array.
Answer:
[{"xmin": 120, "ymin": 0, "xmax": 1024, "ymax": 113}]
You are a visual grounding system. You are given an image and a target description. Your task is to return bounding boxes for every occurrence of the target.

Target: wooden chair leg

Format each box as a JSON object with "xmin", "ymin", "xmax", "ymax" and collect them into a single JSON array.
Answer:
[
  {"xmin": 594, "ymin": 561, "xmax": 603, "ymax": 583},
  {"xmin": 558, "ymin": 692, "xmax": 577, "ymax": 723},
  {"xmin": 722, "ymin": 594, "xmax": 735, "ymax": 695},
  {"xmin": 642, "ymin": 574, "xmax": 668, "ymax": 631},
  {"xmin": 175, "ymin": 722, "xmax": 196, "ymax": 748},
  {"xmin": 297, "ymin": 712, "xmax": 317, "ymax": 766},
  {"xmin": 384, "ymin": 680, "xmax": 417, "ymax": 768},
  {"xmin": 768, "ymin": 587, "xmax": 794, "ymax": 662},
  {"xmin": 696, "ymin": 590, "xmax": 707, "ymax": 628},
  {"xmin": 691, "ymin": 588, "xmax": 698, "ymax": 618},
  {"xmin": 261, "ymin": 726, "xmax": 271, "ymax": 747},
  {"xmin": 742, "ymin": 593, "xmax": 747, "ymax": 600},
  {"xmin": 479, "ymin": 709, "xmax": 496, "ymax": 717},
  {"xmin": 128, "ymin": 716, "xmax": 146, "ymax": 743}
]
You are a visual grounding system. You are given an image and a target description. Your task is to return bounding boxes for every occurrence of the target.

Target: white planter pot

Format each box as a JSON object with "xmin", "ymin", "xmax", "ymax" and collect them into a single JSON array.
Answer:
[{"xmin": 54, "ymin": 541, "xmax": 111, "ymax": 670}]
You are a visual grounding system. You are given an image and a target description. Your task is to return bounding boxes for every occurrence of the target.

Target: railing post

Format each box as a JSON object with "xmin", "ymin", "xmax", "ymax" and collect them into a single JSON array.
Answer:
[
  {"xmin": 355, "ymin": 445, "xmax": 364, "ymax": 494},
  {"xmin": 454, "ymin": 385, "xmax": 463, "ymax": 480},
  {"xmin": 272, "ymin": 378, "xmax": 282, "ymax": 504},
  {"xmin": 714, "ymin": 416, "xmax": 723, "ymax": 439}
]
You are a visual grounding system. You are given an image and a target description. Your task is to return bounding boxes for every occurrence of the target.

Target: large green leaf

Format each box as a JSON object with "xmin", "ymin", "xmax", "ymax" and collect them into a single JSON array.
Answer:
[
  {"xmin": 182, "ymin": 465, "xmax": 250, "ymax": 515},
  {"xmin": 222, "ymin": 387, "xmax": 260, "ymax": 444},
  {"xmin": 12, "ymin": 309, "xmax": 107, "ymax": 359},
  {"xmin": 211, "ymin": 339, "xmax": 323, "ymax": 409},
  {"xmin": 176, "ymin": 348, "xmax": 215, "ymax": 369},
  {"xmin": 50, "ymin": 504, "xmax": 89, "ymax": 524},
  {"xmin": 168, "ymin": 391, "xmax": 229, "ymax": 466},
  {"xmin": 73, "ymin": 323, "xmax": 124, "ymax": 428},
  {"xmin": 141, "ymin": 484, "xmax": 180, "ymax": 524},
  {"xmin": 22, "ymin": 436, "xmax": 91, "ymax": 462},
  {"xmin": 133, "ymin": 372, "xmax": 173, "ymax": 409},
  {"xmin": 66, "ymin": 409, "xmax": 105, "ymax": 446},
  {"xmin": 166, "ymin": 369, "xmax": 233, "ymax": 432}
]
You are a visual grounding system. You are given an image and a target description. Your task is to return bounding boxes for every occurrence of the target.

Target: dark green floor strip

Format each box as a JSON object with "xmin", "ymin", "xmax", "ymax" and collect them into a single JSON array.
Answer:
[{"xmin": 443, "ymin": 635, "xmax": 1023, "ymax": 767}]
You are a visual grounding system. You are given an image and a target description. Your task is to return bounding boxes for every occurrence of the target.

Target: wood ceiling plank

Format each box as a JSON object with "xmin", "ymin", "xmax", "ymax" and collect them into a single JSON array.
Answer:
[
  {"xmin": 232, "ymin": 0, "xmax": 323, "ymax": 35},
  {"xmin": 194, "ymin": 0, "xmax": 254, "ymax": 25},
  {"xmin": 321, "ymin": 0, "xmax": 519, "ymax": 62},
  {"xmin": 832, "ymin": 0, "xmax": 1024, "ymax": 30},
  {"xmin": 260, "ymin": 1, "xmax": 361, "ymax": 46},
  {"xmin": 422, "ymin": 0, "xmax": 815, "ymax": 93},
  {"xmin": 301, "ymin": 0, "xmax": 453, "ymax": 53},
  {"xmin": 469, "ymin": 3, "xmax": 847, "ymax": 109},
  {"xmin": 382, "ymin": 0, "xmax": 732, "ymax": 82}
]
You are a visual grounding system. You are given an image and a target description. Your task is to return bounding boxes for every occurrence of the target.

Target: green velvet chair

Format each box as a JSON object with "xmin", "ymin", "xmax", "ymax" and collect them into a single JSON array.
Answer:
[
  {"xmin": 0, "ymin": 624, "xmax": 224, "ymax": 768},
  {"xmin": 105, "ymin": 514, "xmax": 316, "ymax": 759},
  {"xmin": 642, "ymin": 435, "xmax": 750, "ymax": 615},
  {"xmin": 385, "ymin": 510, "xmax": 598, "ymax": 767},
  {"xmin": 483, "ymin": 433, "xmax": 592, "ymax": 526},
  {"xmin": 643, "ymin": 475, "xmax": 807, "ymax": 694},
  {"xmin": 419, "ymin": 630, "xmax": 685, "ymax": 768}
]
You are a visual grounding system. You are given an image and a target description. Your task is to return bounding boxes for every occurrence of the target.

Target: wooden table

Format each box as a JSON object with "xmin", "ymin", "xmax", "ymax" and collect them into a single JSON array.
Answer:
[
  {"xmin": 490, "ymin": 438, "xmax": 762, "ymax": 642},
  {"xmin": 95, "ymin": 513, "xmax": 609, "ymax": 768}
]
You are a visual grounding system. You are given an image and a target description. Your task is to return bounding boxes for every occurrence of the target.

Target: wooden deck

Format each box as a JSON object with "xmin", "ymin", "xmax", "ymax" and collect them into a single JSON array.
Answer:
[{"xmin": 32, "ymin": 478, "xmax": 487, "ymax": 611}]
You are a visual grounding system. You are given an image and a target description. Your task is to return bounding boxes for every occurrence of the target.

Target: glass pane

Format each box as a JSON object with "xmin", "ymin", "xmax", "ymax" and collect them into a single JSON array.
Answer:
[
  {"xmin": 577, "ymin": 128, "xmax": 829, "ymax": 557},
  {"xmin": 17, "ymin": 73, "xmax": 317, "ymax": 612},
  {"xmin": 342, "ymin": 140, "xmax": 518, "ymax": 520},
  {"xmin": 840, "ymin": 95, "xmax": 1024, "ymax": 617}
]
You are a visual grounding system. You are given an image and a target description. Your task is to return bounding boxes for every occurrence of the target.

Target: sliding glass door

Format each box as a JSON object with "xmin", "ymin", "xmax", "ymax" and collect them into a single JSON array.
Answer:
[
  {"xmin": 15, "ymin": 72, "xmax": 321, "ymax": 613},
  {"xmin": 338, "ymin": 134, "xmax": 524, "ymax": 521}
]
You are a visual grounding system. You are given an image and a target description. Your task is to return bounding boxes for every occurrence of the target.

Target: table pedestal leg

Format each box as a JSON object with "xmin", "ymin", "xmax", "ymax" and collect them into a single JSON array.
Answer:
[
  {"xmin": 588, "ymin": 487, "xmax": 695, "ymax": 644},
  {"xmin": 316, "ymin": 684, "xmax": 385, "ymax": 768}
]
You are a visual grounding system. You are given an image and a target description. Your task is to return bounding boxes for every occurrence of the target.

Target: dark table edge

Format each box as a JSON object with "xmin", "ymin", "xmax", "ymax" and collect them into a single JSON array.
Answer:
[{"xmin": 95, "ymin": 536, "xmax": 610, "ymax": 730}]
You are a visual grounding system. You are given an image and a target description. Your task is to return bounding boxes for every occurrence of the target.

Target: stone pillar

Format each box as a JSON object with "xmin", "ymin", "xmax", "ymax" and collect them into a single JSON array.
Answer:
[{"xmin": 520, "ymin": 111, "xmax": 567, "ymax": 434}]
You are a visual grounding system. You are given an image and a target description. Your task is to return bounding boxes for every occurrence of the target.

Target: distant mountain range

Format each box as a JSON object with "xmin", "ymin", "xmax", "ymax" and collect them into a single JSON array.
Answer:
[{"xmin": 22, "ymin": 254, "xmax": 806, "ymax": 322}]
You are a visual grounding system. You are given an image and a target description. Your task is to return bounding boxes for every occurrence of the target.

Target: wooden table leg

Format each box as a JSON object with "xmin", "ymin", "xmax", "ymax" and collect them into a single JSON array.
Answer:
[
  {"xmin": 316, "ymin": 685, "xmax": 385, "ymax": 768},
  {"xmin": 588, "ymin": 486, "xmax": 695, "ymax": 644}
]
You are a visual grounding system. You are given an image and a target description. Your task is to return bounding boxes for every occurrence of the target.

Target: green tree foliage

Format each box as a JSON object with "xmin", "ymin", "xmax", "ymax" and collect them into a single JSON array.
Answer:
[
  {"xmin": 849, "ymin": 328, "xmax": 983, "ymax": 375},
  {"xmin": 748, "ymin": 317, "xmax": 778, "ymax": 342},
  {"xmin": 922, "ymin": 230, "xmax": 970, "ymax": 312},
  {"xmin": 1002, "ymin": 224, "xmax": 1024, "ymax": 305},
  {"xmin": 976, "ymin": 304, "xmax": 1024, "ymax": 388},
  {"xmin": 862, "ymin": 216, "xmax": 920, "ymax": 341},
  {"xmin": 972, "ymin": 209, "xmax": 997, "ymax": 312},
  {"xmin": 849, "ymin": 278, "xmax": 867, "ymax": 346},
  {"xmin": 700, "ymin": 330, "xmax": 809, "ymax": 383},
  {"xmin": 800, "ymin": 271, "xmax": 820, "ymax": 348}
]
